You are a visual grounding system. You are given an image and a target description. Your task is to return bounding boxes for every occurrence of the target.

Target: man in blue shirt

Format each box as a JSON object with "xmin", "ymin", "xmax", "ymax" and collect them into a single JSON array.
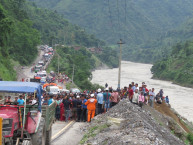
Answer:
[
  {"xmin": 97, "ymin": 88, "xmax": 103, "ymax": 114},
  {"xmin": 103, "ymin": 88, "xmax": 111, "ymax": 113},
  {"xmin": 17, "ymin": 95, "xmax": 24, "ymax": 105},
  {"xmin": 48, "ymin": 95, "xmax": 53, "ymax": 105},
  {"xmin": 81, "ymin": 95, "xmax": 87, "ymax": 122}
]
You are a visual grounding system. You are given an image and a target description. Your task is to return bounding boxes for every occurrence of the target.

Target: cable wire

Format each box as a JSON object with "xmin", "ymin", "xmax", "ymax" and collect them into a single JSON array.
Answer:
[
  {"xmin": 107, "ymin": 0, "xmax": 115, "ymax": 34},
  {"xmin": 116, "ymin": 0, "xmax": 121, "ymax": 39}
]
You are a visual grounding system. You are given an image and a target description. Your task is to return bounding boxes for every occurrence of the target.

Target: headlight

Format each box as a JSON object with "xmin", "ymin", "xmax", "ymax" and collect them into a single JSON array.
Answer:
[{"xmin": 3, "ymin": 119, "xmax": 10, "ymax": 125}]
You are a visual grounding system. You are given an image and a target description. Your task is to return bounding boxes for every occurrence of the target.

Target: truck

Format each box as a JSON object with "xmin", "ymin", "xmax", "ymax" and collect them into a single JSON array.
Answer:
[{"xmin": 0, "ymin": 81, "xmax": 56, "ymax": 145}]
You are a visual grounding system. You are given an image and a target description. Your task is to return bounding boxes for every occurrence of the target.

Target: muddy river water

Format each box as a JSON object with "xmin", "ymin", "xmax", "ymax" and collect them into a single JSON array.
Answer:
[{"xmin": 91, "ymin": 61, "xmax": 193, "ymax": 122}]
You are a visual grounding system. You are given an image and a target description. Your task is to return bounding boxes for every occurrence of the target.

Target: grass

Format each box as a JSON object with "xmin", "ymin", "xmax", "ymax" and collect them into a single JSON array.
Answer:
[
  {"xmin": 187, "ymin": 133, "xmax": 193, "ymax": 145},
  {"xmin": 80, "ymin": 124, "xmax": 109, "ymax": 144}
]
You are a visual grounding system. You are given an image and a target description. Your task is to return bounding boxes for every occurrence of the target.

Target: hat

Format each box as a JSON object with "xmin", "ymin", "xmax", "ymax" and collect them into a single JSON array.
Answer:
[
  {"xmin": 77, "ymin": 96, "xmax": 80, "ymax": 98},
  {"xmin": 105, "ymin": 88, "xmax": 109, "ymax": 91},
  {"xmin": 91, "ymin": 94, "xmax": 94, "ymax": 97},
  {"xmin": 97, "ymin": 88, "xmax": 101, "ymax": 92}
]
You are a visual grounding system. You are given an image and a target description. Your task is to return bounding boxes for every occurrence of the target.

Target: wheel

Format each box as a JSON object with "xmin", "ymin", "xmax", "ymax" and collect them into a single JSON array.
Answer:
[
  {"xmin": 45, "ymin": 128, "xmax": 52, "ymax": 145},
  {"xmin": 31, "ymin": 117, "xmax": 46, "ymax": 145},
  {"xmin": 22, "ymin": 140, "xmax": 32, "ymax": 145}
]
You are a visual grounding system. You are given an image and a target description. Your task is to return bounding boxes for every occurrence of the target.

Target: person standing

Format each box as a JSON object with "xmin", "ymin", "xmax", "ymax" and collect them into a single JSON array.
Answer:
[
  {"xmin": 138, "ymin": 92, "xmax": 145, "ymax": 108},
  {"xmin": 55, "ymin": 97, "xmax": 61, "ymax": 120},
  {"xmin": 81, "ymin": 95, "xmax": 87, "ymax": 122},
  {"xmin": 103, "ymin": 88, "xmax": 111, "ymax": 112},
  {"xmin": 111, "ymin": 89, "xmax": 119, "ymax": 107},
  {"xmin": 149, "ymin": 88, "xmax": 155, "ymax": 107},
  {"xmin": 76, "ymin": 96, "xmax": 82, "ymax": 122},
  {"xmin": 48, "ymin": 95, "xmax": 53, "ymax": 105},
  {"xmin": 97, "ymin": 88, "xmax": 103, "ymax": 114},
  {"xmin": 63, "ymin": 96, "xmax": 72, "ymax": 122},
  {"xmin": 17, "ymin": 95, "xmax": 24, "ymax": 105},
  {"xmin": 128, "ymin": 84, "xmax": 134, "ymax": 102},
  {"xmin": 72, "ymin": 96, "xmax": 77, "ymax": 120},
  {"xmin": 85, "ymin": 94, "xmax": 97, "ymax": 122},
  {"xmin": 132, "ymin": 89, "xmax": 139, "ymax": 105}
]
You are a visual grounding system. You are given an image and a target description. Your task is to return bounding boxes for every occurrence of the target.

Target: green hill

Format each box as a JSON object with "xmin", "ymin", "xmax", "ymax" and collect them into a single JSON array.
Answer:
[
  {"xmin": 27, "ymin": 0, "xmax": 193, "ymax": 62},
  {"xmin": 0, "ymin": 0, "xmax": 118, "ymax": 81},
  {"xmin": 151, "ymin": 40, "xmax": 193, "ymax": 87},
  {"xmin": 129, "ymin": 16, "xmax": 193, "ymax": 63}
]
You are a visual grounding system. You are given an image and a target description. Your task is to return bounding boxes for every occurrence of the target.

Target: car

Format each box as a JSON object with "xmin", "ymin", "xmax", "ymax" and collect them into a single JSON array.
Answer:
[
  {"xmin": 38, "ymin": 60, "xmax": 44, "ymax": 66},
  {"xmin": 60, "ymin": 89, "xmax": 70, "ymax": 94},
  {"xmin": 46, "ymin": 86, "xmax": 60, "ymax": 95},
  {"xmin": 70, "ymin": 88, "xmax": 81, "ymax": 94}
]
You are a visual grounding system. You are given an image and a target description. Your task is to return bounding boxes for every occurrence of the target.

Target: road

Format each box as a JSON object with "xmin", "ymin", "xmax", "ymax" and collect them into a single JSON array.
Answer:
[
  {"xmin": 16, "ymin": 48, "xmax": 44, "ymax": 81},
  {"xmin": 51, "ymin": 121, "xmax": 86, "ymax": 145},
  {"xmin": 16, "ymin": 47, "xmax": 85, "ymax": 144}
]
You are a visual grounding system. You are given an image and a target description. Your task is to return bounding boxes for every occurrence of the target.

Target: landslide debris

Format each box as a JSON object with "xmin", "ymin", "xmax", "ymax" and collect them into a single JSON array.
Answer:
[{"xmin": 81, "ymin": 99, "xmax": 185, "ymax": 145}]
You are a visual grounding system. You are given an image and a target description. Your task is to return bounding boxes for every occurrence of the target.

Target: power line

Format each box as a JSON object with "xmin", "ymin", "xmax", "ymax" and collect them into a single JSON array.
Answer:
[
  {"xmin": 124, "ymin": 0, "xmax": 127, "ymax": 41},
  {"xmin": 107, "ymin": 0, "xmax": 115, "ymax": 34},
  {"xmin": 116, "ymin": 0, "xmax": 121, "ymax": 39}
]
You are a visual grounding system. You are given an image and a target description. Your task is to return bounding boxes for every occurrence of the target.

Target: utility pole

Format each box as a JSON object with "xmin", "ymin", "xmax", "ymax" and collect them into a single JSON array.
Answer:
[
  {"xmin": 57, "ymin": 53, "xmax": 59, "ymax": 75},
  {"xmin": 72, "ymin": 64, "xmax": 75, "ymax": 84},
  {"xmin": 117, "ymin": 39, "xmax": 124, "ymax": 90}
]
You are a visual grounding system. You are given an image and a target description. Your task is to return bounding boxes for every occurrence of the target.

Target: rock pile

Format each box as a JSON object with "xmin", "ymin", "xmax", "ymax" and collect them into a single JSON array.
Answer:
[{"xmin": 82, "ymin": 99, "xmax": 184, "ymax": 145}]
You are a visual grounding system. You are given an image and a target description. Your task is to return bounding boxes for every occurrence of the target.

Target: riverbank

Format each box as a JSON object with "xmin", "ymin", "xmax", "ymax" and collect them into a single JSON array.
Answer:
[{"xmin": 91, "ymin": 61, "xmax": 193, "ymax": 122}]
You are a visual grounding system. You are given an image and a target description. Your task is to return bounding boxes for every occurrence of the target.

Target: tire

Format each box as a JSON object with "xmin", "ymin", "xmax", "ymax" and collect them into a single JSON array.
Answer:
[
  {"xmin": 45, "ymin": 128, "xmax": 52, "ymax": 145},
  {"xmin": 22, "ymin": 140, "xmax": 32, "ymax": 145},
  {"xmin": 31, "ymin": 117, "xmax": 46, "ymax": 145}
]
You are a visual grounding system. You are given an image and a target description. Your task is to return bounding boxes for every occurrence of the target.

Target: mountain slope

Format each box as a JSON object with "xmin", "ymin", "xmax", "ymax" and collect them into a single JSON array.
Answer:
[
  {"xmin": 27, "ymin": 0, "xmax": 193, "ymax": 43},
  {"xmin": 151, "ymin": 40, "xmax": 193, "ymax": 87},
  {"xmin": 27, "ymin": 0, "xmax": 193, "ymax": 62}
]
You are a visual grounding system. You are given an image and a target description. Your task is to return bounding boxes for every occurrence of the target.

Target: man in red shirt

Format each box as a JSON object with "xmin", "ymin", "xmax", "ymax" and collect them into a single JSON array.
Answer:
[{"xmin": 128, "ymin": 84, "xmax": 134, "ymax": 102}]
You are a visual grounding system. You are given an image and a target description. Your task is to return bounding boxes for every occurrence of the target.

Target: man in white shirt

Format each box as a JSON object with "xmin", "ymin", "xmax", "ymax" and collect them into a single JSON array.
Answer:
[{"xmin": 149, "ymin": 88, "xmax": 155, "ymax": 107}]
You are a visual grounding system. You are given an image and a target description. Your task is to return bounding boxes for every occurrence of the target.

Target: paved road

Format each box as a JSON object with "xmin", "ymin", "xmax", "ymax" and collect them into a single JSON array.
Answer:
[{"xmin": 51, "ymin": 121, "xmax": 86, "ymax": 145}]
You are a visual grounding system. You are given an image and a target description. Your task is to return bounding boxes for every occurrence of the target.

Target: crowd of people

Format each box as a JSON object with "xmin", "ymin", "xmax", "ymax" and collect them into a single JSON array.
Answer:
[
  {"xmin": 45, "ymin": 82, "xmax": 170, "ymax": 122},
  {"xmin": 3, "ymin": 81, "xmax": 170, "ymax": 123}
]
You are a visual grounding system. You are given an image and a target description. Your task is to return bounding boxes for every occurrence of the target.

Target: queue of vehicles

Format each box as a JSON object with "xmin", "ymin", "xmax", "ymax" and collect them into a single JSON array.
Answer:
[{"xmin": 0, "ymin": 45, "xmax": 81, "ymax": 145}]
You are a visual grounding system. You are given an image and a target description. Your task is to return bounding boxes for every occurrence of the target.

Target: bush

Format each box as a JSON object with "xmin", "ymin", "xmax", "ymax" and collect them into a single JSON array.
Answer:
[{"xmin": 187, "ymin": 133, "xmax": 193, "ymax": 145}]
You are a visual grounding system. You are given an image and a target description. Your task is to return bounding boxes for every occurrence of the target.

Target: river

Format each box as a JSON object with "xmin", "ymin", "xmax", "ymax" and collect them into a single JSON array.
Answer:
[{"xmin": 91, "ymin": 61, "xmax": 193, "ymax": 122}]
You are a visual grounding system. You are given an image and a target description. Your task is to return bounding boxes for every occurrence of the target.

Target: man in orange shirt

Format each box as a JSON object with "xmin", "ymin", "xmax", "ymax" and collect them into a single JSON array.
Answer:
[{"xmin": 85, "ymin": 94, "xmax": 97, "ymax": 122}]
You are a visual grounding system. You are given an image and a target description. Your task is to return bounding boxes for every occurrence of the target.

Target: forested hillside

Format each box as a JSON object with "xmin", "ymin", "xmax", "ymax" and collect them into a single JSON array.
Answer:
[
  {"xmin": 28, "ymin": 0, "xmax": 193, "ymax": 62},
  {"xmin": 151, "ymin": 40, "xmax": 193, "ymax": 87},
  {"xmin": 130, "ymin": 16, "xmax": 193, "ymax": 63},
  {"xmin": 47, "ymin": 46, "xmax": 102, "ymax": 90},
  {"xmin": 0, "ymin": 0, "xmax": 118, "ymax": 81},
  {"xmin": 0, "ymin": 0, "xmax": 40, "ymax": 80}
]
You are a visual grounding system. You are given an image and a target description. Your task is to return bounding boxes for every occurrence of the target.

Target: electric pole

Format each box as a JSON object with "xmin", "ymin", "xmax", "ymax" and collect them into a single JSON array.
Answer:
[
  {"xmin": 72, "ymin": 64, "xmax": 75, "ymax": 84},
  {"xmin": 117, "ymin": 39, "xmax": 124, "ymax": 90},
  {"xmin": 57, "ymin": 53, "xmax": 59, "ymax": 75}
]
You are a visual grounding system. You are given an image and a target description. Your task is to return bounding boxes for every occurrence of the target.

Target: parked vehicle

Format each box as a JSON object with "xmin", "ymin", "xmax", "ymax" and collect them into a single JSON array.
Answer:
[
  {"xmin": 46, "ymin": 86, "xmax": 60, "ymax": 95},
  {"xmin": 70, "ymin": 88, "xmax": 81, "ymax": 94},
  {"xmin": 0, "ymin": 81, "xmax": 56, "ymax": 145},
  {"xmin": 35, "ymin": 65, "xmax": 42, "ymax": 72},
  {"xmin": 38, "ymin": 61, "xmax": 45, "ymax": 66}
]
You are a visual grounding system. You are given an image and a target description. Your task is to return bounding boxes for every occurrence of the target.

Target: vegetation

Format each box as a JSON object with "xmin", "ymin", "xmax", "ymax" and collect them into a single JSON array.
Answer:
[
  {"xmin": 80, "ymin": 124, "xmax": 108, "ymax": 144},
  {"xmin": 0, "ymin": 0, "xmax": 118, "ymax": 81},
  {"xmin": 187, "ymin": 133, "xmax": 193, "ymax": 145},
  {"xmin": 47, "ymin": 46, "xmax": 107, "ymax": 90},
  {"xmin": 27, "ymin": 0, "xmax": 193, "ymax": 63},
  {"xmin": 151, "ymin": 40, "xmax": 193, "ymax": 87},
  {"xmin": 0, "ymin": 0, "xmax": 40, "ymax": 80}
]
